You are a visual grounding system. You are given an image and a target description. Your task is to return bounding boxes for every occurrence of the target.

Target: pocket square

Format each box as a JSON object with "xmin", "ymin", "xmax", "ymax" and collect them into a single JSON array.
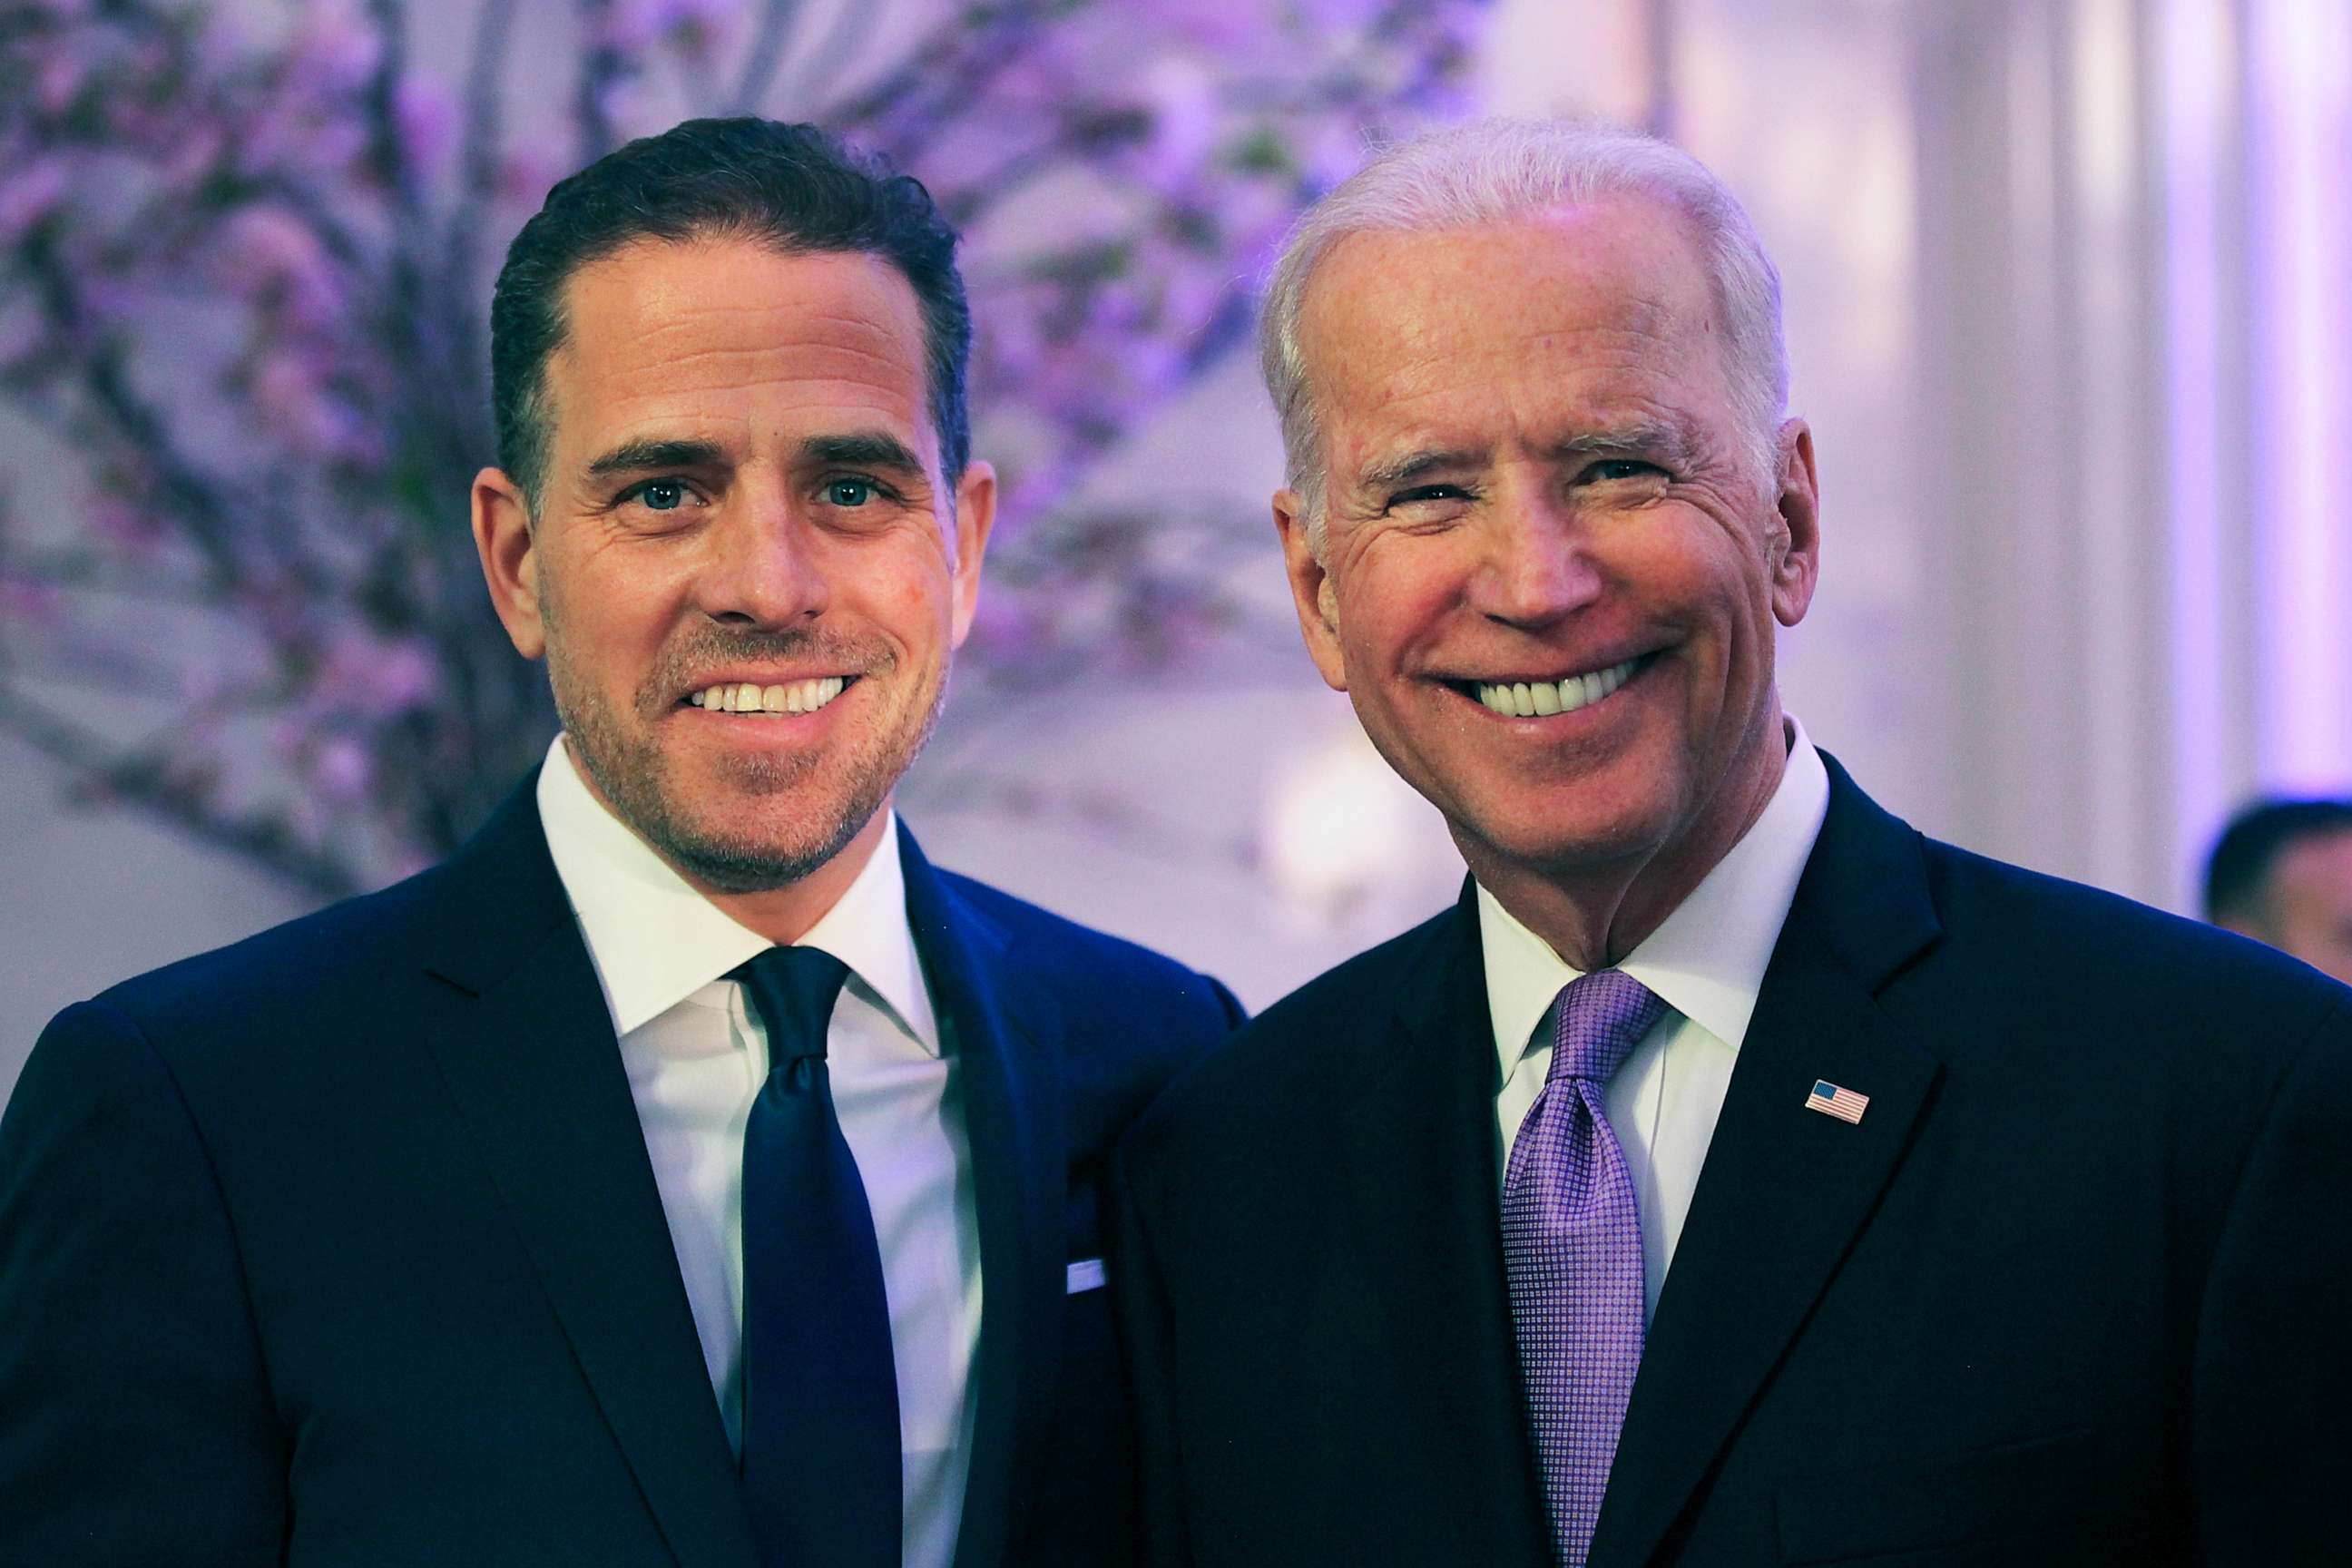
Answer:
[{"xmin": 1065, "ymin": 1258, "xmax": 1107, "ymax": 1294}]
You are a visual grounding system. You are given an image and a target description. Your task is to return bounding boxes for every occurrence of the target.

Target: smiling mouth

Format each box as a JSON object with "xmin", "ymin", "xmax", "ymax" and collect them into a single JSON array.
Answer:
[
  {"xmin": 684, "ymin": 676, "xmax": 853, "ymax": 716},
  {"xmin": 1462, "ymin": 652, "xmax": 1657, "ymax": 718}
]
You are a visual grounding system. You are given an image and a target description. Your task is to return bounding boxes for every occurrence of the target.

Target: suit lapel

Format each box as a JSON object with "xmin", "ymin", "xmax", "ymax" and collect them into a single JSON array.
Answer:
[
  {"xmin": 899, "ymin": 828, "xmax": 1064, "ymax": 1568},
  {"xmin": 417, "ymin": 779, "xmax": 758, "ymax": 1568},
  {"xmin": 1336, "ymin": 887, "xmax": 1553, "ymax": 1563},
  {"xmin": 1589, "ymin": 758, "xmax": 1945, "ymax": 1568}
]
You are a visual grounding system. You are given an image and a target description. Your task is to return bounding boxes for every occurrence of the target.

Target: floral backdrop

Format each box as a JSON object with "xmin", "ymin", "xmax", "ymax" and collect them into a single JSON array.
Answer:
[{"xmin": 0, "ymin": 0, "xmax": 1485, "ymax": 894}]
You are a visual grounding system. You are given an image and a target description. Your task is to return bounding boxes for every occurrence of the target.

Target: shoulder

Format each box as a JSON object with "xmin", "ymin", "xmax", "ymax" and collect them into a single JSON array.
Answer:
[
  {"xmin": 1916, "ymin": 833, "xmax": 2350, "ymax": 1040},
  {"xmin": 1820, "ymin": 810, "xmax": 2352, "ymax": 1160},
  {"xmin": 920, "ymin": 865, "xmax": 1244, "ymax": 1155},
  {"xmin": 1809, "ymin": 754, "xmax": 2351, "ymax": 1060},
  {"xmin": 1122, "ymin": 905, "xmax": 1461, "ymax": 1173},
  {"xmin": 109, "ymin": 866, "xmax": 435, "ymax": 1007},
  {"xmin": 930, "ymin": 865, "xmax": 1242, "ymax": 1029},
  {"xmin": 34, "ymin": 848, "xmax": 511, "ymax": 1095},
  {"xmin": 1233, "ymin": 906, "xmax": 1461, "ymax": 1062}
]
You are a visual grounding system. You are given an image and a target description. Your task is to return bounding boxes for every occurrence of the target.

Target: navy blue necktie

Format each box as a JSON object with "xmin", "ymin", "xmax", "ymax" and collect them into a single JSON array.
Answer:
[{"xmin": 733, "ymin": 946, "xmax": 902, "ymax": 1568}]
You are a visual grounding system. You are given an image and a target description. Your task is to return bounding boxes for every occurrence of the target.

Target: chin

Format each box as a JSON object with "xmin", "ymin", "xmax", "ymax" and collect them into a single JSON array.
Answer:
[
  {"xmin": 1455, "ymin": 784, "xmax": 1683, "ymax": 880},
  {"xmin": 655, "ymin": 811, "xmax": 873, "ymax": 894}
]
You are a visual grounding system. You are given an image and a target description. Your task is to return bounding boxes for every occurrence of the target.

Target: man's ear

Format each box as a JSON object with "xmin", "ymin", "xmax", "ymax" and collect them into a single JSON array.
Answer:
[
  {"xmin": 1768, "ymin": 418, "xmax": 1821, "ymax": 629},
  {"xmin": 472, "ymin": 466, "xmax": 545, "ymax": 661},
  {"xmin": 1274, "ymin": 488, "xmax": 1348, "ymax": 692},
  {"xmin": 947, "ymin": 459, "xmax": 997, "ymax": 650}
]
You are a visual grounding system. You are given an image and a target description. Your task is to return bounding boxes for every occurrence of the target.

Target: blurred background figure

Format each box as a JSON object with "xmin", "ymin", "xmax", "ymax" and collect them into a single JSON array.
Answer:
[{"xmin": 2205, "ymin": 797, "xmax": 2352, "ymax": 984}]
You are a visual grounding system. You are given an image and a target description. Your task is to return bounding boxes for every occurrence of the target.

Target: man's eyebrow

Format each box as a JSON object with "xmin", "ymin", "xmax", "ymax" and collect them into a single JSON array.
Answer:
[
  {"xmin": 584, "ymin": 437, "xmax": 726, "ymax": 477},
  {"xmin": 803, "ymin": 432, "xmax": 928, "ymax": 475},
  {"xmin": 1357, "ymin": 448, "xmax": 1486, "ymax": 491},
  {"xmin": 1553, "ymin": 422, "xmax": 1698, "ymax": 466}
]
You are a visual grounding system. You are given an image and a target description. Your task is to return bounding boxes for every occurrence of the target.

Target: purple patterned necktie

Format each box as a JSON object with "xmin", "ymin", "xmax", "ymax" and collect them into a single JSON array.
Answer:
[{"xmin": 1503, "ymin": 969, "xmax": 1669, "ymax": 1567}]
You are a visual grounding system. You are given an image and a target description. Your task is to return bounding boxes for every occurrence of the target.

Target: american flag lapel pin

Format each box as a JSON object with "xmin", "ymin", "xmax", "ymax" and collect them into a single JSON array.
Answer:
[{"xmin": 1805, "ymin": 1079, "xmax": 1869, "ymax": 1124}]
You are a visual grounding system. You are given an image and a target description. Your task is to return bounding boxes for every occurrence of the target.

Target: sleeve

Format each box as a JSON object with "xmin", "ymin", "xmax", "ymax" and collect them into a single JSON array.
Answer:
[
  {"xmin": 1107, "ymin": 1132, "xmax": 1191, "ymax": 1568},
  {"xmin": 0, "ymin": 1000, "xmax": 288, "ymax": 1564},
  {"xmin": 2189, "ymin": 994, "xmax": 2352, "ymax": 1563}
]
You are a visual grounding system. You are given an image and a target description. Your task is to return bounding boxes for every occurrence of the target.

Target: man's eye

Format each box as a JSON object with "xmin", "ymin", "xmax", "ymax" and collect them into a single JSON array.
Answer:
[
  {"xmin": 1391, "ymin": 484, "xmax": 1473, "ymax": 507},
  {"xmin": 631, "ymin": 479, "xmax": 691, "ymax": 511},
  {"xmin": 825, "ymin": 478, "xmax": 875, "ymax": 507},
  {"xmin": 1585, "ymin": 459, "xmax": 1664, "ymax": 483}
]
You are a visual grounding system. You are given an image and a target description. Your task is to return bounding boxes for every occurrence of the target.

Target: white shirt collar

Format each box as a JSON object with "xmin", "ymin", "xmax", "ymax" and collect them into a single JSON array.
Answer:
[
  {"xmin": 1477, "ymin": 715, "xmax": 1832, "ymax": 1078},
  {"xmin": 534, "ymin": 735, "xmax": 939, "ymax": 1052}
]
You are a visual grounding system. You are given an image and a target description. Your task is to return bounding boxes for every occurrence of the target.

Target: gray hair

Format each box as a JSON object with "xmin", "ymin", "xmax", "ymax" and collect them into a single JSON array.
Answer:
[{"xmin": 1259, "ymin": 117, "xmax": 1789, "ymax": 549}]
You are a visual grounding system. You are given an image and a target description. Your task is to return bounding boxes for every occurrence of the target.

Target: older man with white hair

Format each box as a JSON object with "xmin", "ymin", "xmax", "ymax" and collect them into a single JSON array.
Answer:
[{"xmin": 1110, "ymin": 118, "xmax": 2351, "ymax": 1567}]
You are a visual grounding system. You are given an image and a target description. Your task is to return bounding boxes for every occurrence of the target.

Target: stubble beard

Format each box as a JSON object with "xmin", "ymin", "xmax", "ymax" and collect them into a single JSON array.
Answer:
[{"xmin": 548, "ymin": 623, "xmax": 950, "ymax": 895}]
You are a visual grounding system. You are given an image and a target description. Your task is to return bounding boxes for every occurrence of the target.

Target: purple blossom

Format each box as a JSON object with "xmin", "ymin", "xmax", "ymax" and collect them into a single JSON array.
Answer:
[
  {"xmin": 661, "ymin": 0, "xmax": 741, "ymax": 56},
  {"xmin": 312, "ymin": 734, "xmax": 373, "ymax": 800},
  {"xmin": 251, "ymin": 349, "xmax": 373, "ymax": 460},
  {"xmin": 216, "ymin": 207, "xmax": 344, "ymax": 327},
  {"xmin": 86, "ymin": 498, "xmax": 168, "ymax": 555},
  {"xmin": 161, "ymin": 122, "xmax": 230, "ymax": 191},
  {"xmin": 0, "ymin": 0, "xmax": 1489, "ymax": 893},
  {"xmin": 594, "ymin": 0, "xmax": 664, "ymax": 52},
  {"xmin": 395, "ymin": 76, "xmax": 457, "ymax": 177},
  {"xmin": 34, "ymin": 44, "xmax": 92, "ymax": 113},
  {"xmin": 1146, "ymin": 0, "xmax": 1280, "ymax": 54},
  {"xmin": 0, "ymin": 575, "xmax": 64, "ymax": 624},
  {"xmin": 370, "ymin": 638, "xmax": 440, "ymax": 712},
  {"xmin": 498, "ymin": 143, "xmax": 566, "ymax": 210},
  {"xmin": 1123, "ymin": 56, "xmax": 1220, "ymax": 196},
  {"xmin": 285, "ymin": 0, "xmax": 384, "ymax": 97},
  {"xmin": 0, "ymin": 161, "xmax": 70, "ymax": 248},
  {"xmin": 320, "ymin": 629, "xmax": 439, "ymax": 717}
]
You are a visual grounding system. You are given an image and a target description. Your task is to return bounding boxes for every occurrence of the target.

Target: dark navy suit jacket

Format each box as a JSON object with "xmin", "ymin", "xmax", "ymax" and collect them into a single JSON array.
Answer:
[
  {"xmin": 1112, "ymin": 756, "xmax": 2352, "ymax": 1566},
  {"xmin": 0, "ymin": 777, "xmax": 1241, "ymax": 1565}
]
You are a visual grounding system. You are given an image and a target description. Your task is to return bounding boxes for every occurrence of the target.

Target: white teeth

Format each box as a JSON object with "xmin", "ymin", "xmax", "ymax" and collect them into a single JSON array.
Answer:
[
  {"xmin": 1473, "ymin": 655, "xmax": 1643, "ymax": 719},
  {"xmin": 690, "ymin": 676, "xmax": 848, "ymax": 715}
]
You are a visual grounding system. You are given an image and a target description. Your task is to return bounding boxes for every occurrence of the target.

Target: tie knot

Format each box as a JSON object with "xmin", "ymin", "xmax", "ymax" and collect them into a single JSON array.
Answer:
[
  {"xmin": 731, "ymin": 946, "xmax": 848, "ymax": 1066},
  {"xmin": 1547, "ymin": 969, "xmax": 1667, "ymax": 1083}
]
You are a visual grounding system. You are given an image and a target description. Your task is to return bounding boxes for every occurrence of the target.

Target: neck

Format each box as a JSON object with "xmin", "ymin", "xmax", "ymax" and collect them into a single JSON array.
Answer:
[{"xmin": 1465, "ymin": 708, "xmax": 1789, "ymax": 972}]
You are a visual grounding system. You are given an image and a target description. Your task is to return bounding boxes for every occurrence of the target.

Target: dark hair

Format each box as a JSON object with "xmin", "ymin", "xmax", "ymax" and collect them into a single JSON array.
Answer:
[
  {"xmin": 489, "ymin": 117, "xmax": 971, "ymax": 504},
  {"xmin": 2203, "ymin": 797, "xmax": 2352, "ymax": 922}
]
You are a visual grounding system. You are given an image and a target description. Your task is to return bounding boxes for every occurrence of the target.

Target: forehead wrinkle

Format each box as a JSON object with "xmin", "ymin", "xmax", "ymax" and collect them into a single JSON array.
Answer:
[
  {"xmin": 628, "ymin": 298, "xmax": 912, "ymax": 345},
  {"xmin": 597, "ymin": 337, "xmax": 920, "ymax": 385}
]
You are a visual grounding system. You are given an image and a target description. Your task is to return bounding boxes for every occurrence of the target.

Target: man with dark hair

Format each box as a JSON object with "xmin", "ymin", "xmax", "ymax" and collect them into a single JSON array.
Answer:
[
  {"xmin": 2206, "ymin": 796, "xmax": 2352, "ymax": 985},
  {"xmin": 0, "ymin": 117, "xmax": 1239, "ymax": 1567}
]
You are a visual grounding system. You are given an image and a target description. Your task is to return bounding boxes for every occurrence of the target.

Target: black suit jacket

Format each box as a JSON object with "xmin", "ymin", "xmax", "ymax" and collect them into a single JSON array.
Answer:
[
  {"xmin": 1112, "ymin": 757, "xmax": 2352, "ymax": 1566},
  {"xmin": 0, "ymin": 778, "xmax": 1241, "ymax": 1565}
]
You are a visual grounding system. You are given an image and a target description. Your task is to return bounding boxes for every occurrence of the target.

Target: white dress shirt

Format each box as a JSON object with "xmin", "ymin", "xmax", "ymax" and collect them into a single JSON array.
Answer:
[
  {"xmin": 535, "ymin": 737, "xmax": 981, "ymax": 1568},
  {"xmin": 1480, "ymin": 717, "xmax": 1831, "ymax": 1321}
]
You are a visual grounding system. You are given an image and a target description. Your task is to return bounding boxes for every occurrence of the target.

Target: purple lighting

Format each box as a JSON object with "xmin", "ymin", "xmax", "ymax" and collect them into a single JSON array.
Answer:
[
  {"xmin": 2250, "ymin": 0, "xmax": 2352, "ymax": 789},
  {"xmin": 2166, "ymin": 0, "xmax": 2230, "ymax": 903}
]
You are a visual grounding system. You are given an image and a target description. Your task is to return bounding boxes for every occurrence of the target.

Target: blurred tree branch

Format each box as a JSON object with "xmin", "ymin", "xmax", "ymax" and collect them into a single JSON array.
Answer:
[{"xmin": 0, "ymin": 0, "xmax": 1487, "ymax": 893}]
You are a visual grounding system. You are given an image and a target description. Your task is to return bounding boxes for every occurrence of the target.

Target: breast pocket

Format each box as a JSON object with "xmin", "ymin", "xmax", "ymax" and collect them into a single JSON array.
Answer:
[{"xmin": 1770, "ymin": 1427, "xmax": 2144, "ymax": 1565}]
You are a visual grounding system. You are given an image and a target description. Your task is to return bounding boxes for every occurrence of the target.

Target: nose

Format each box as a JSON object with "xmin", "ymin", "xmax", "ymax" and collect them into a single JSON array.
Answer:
[
  {"xmin": 695, "ymin": 493, "xmax": 830, "ymax": 628},
  {"xmin": 1464, "ymin": 489, "xmax": 1602, "ymax": 628}
]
